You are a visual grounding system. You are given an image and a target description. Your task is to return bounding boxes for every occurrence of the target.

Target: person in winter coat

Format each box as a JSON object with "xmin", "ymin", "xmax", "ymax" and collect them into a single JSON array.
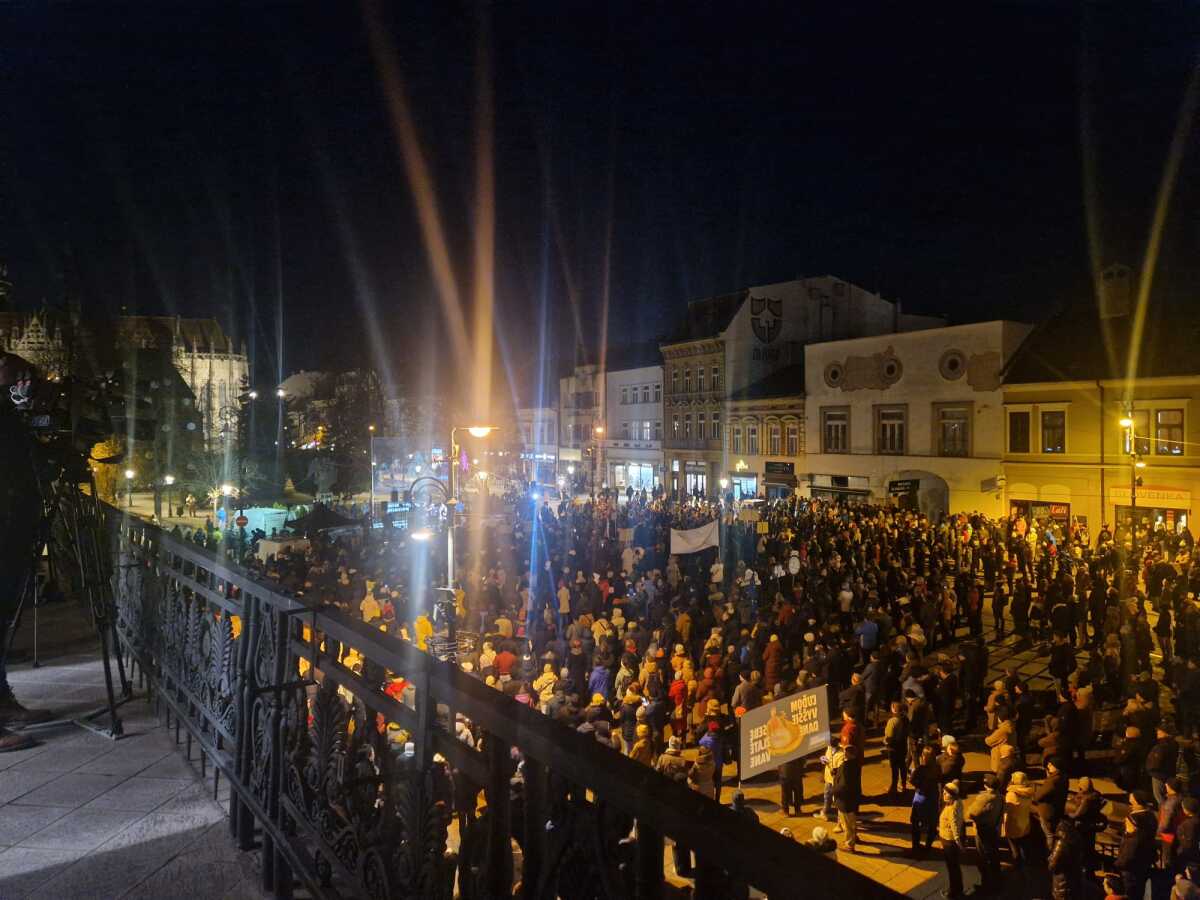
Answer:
[
  {"xmin": 1115, "ymin": 726, "xmax": 1147, "ymax": 795},
  {"xmin": 668, "ymin": 672, "xmax": 689, "ymax": 741},
  {"xmin": 655, "ymin": 736, "xmax": 691, "ymax": 782},
  {"xmin": 587, "ymin": 663, "xmax": 612, "ymax": 701},
  {"xmin": 986, "ymin": 713, "xmax": 1017, "ymax": 771},
  {"xmin": 1147, "ymin": 725, "xmax": 1180, "ymax": 807},
  {"xmin": 884, "ymin": 700, "xmax": 910, "ymax": 796},
  {"xmin": 1117, "ymin": 794, "xmax": 1159, "ymax": 900},
  {"xmin": 617, "ymin": 687, "xmax": 643, "ymax": 750},
  {"xmin": 688, "ymin": 745, "xmax": 716, "ymax": 798},
  {"xmin": 938, "ymin": 781, "xmax": 966, "ymax": 898},
  {"xmin": 910, "ymin": 744, "xmax": 941, "ymax": 855},
  {"xmin": 833, "ymin": 744, "xmax": 863, "ymax": 851},
  {"xmin": 1069, "ymin": 776, "xmax": 1107, "ymax": 871},
  {"xmin": 1047, "ymin": 816, "xmax": 1085, "ymax": 900},
  {"xmin": 1172, "ymin": 796, "xmax": 1200, "ymax": 874},
  {"xmin": 967, "ymin": 774, "xmax": 1005, "ymax": 894},
  {"xmin": 1034, "ymin": 757, "xmax": 1070, "ymax": 850},
  {"xmin": 1003, "ymin": 771, "xmax": 1036, "ymax": 865},
  {"xmin": 699, "ymin": 721, "xmax": 725, "ymax": 802},
  {"xmin": 761, "ymin": 634, "xmax": 784, "ymax": 692},
  {"xmin": 779, "ymin": 755, "xmax": 806, "ymax": 817},
  {"xmin": 630, "ymin": 723, "xmax": 655, "ymax": 766}
]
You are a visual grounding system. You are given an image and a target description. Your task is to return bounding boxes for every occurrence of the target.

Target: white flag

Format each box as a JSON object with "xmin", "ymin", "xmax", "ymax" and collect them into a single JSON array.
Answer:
[{"xmin": 670, "ymin": 520, "xmax": 720, "ymax": 555}]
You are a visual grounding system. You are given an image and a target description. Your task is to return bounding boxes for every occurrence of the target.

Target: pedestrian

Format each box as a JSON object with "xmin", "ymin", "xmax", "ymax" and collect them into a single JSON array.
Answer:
[
  {"xmin": 938, "ymin": 780, "xmax": 966, "ymax": 898},
  {"xmin": 910, "ymin": 744, "xmax": 940, "ymax": 857},
  {"xmin": 884, "ymin": 700, "xmax": 910, "ymax": 796},
  {"xmin": 966, "ymin": 773, "xmax": 1005, "ymax": 895},
  {"xmin": 833, "ymin": 743, "xmax": 862, "ymax": 852}
]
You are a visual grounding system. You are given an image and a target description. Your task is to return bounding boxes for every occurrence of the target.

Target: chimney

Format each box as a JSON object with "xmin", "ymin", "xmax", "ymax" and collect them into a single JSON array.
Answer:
[{"xmin": 1099, "ymin": 264, "xmax": 1132, "ymax": 319}]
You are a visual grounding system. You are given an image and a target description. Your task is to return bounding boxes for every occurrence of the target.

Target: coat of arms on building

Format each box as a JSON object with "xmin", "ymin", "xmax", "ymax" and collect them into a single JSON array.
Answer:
[{"xmin": 750, "ymin": 296, "xmax": 782, "ymax": 344}]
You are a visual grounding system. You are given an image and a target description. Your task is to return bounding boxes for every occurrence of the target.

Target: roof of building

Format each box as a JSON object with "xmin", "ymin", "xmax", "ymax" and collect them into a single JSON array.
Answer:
[
  {"xmin": 1003, "ymin": 302, "xmax": 1200, "ymax": 384},
  {"xmin": 116, "ymin": 316, "xmax": 233, "ymax": 350},
  {"xmin": 727, "ymin": 364, "xmax": 806, "ymax": 401},
  {"xmin": 664, "ymin": 289, "xmax": 748, "ymax": 344}
]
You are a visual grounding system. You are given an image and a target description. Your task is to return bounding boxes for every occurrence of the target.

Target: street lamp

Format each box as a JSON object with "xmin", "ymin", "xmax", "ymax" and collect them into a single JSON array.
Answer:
[
  {"xmin": 719, "ymin": 477, "xmax": 729, "ymax": 490},
  {"xmin": 275, "ymin": 388, "xmax": 286, "ymax": 399},
  {"xmin": 124, "ymin": 469, "xmax": 135, "ymax": 509},
  {"xmin": 1121, "ymin": 409, "xmax": 1146, "ymax": 582},
  {"xmin": 248, "ymin": 390, "xmax": 258, "ymax": 400},
  {"xmin": 164, "ymin": 474, "xmax": 175, "ymax": 518}
]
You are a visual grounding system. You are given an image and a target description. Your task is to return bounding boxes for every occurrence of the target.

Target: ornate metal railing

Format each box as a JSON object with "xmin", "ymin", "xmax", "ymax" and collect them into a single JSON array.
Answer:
[{"xmin": 109, "ymin": 510, "xmax": 901, "ymax": 900}]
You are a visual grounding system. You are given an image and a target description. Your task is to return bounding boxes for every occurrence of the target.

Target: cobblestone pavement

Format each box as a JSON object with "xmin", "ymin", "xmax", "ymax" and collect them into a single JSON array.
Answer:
[{"xmin": 0, "ymin": 647, "xmax": 264, "ymax": 900}]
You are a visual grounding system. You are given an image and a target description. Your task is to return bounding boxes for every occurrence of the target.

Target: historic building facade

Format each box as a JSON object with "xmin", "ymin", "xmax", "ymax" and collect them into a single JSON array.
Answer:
[
  {"xmin": 804, "ymin": 320, "xmax": 1032, "ymax": 517},
  {"xmin": 603, "ymin": 362, "xmax": 664, "ymax": 493}
]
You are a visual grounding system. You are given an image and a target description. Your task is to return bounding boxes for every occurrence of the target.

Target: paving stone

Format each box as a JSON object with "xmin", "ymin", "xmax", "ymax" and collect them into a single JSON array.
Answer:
[
  {"xmin": 0, "ymin": 846, "xmax": 86, "ymax": 899},
  {"xmin": 0, "ymin": 741, "xmax": 56, "ymax": 772},
  {"xmin": 72, "ymin": 745, "xmax": 171, "ymax": 777},
  {"xmin": 10, "ymin": 742, "xmax": 117, "ymax": 774},
  {"xmin": 12, "ymin": 772, "xmax": 128, "ymax": 809},
  {"xmin": 0, "ymin": 770, "xmax": 60, "ymax": 805},
  {"xmin": 84, "ymin": 775, "xmax": 192, "ymax": 812},
  {"xmin": 0, "ymin": 806, "xmax": 72, "ymax": 846},
  {"xmin": 17, "ymin": 807, "xmax": 146, "ymax": 852},
  {"xmin": 138, "ymin": 753, "xmax": 204, "ymax": 780},
  {"xmin": 25, "ymin": 844, "xmax": 162, "ymax": 900}
]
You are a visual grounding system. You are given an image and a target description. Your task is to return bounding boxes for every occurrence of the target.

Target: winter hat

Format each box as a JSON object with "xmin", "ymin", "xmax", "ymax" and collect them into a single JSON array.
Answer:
[
  {"xmin": 708, "ymin": 721, "xmax": 720, "ymax": 732},
  {"xmin": 943, "ymin": 780, "xmax": 960, "ymax": 797},
  {"xmin": 1010, "ymin": 771, "xmax": 1028, "ymax": 786},
  {"xmin": 942, "ymin": 734, "xmax": 957, "ymax": 748},
  {"xmin": 590, "ymin": 694, "xmax": 606, "ymax": 707},
  {"xmin": 668, "ymin": 736, "xmax": 682, "ymax": 751},
  {"xmin": 636, "ymin": 723, "xmax": 650, "ymax": 738},
  {"xmin": 811, "ymin": 826, "xmax": 828, "ymax": 842}
]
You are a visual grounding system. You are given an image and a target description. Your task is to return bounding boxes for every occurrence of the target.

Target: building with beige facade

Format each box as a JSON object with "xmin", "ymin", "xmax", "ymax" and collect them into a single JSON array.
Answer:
[
  {"xmin": 724, "ymin": 365, "xmax": 805, "ymax": 500},
  {"xmin": 804, "ymin": 320, "xmax": 1032, "ymax": 517},
  {"xmin": 1001, "ymin": 273, "xmax": 1199, "ymax": 535}
]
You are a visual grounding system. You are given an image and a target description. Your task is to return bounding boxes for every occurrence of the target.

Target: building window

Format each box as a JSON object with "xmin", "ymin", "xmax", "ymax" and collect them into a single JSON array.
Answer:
[
  {"xmin": 711, "ymin": 412, "xmax": 720, "ymax": 440},
  {"xmin": 620, "ymin": 387, "xmax": 628, "ymax": 405},
  {"xmin": 684, "ymin": 369, "xmax": 691, "ymax": 393},
  {"xmin": 698, "ymin": 412, "xmax": 706, "ymax": 438},
  {"xmin": 1041, "ymin": 410, "xmax": 1066, "ymax": 453},
  {"xmin": 621, "ymin": 421, "xmax": 629, "ymax": 439},
  {"xmin": 731, "ymin": 425, "xmax": 742, "ymax": 454},
  {"xmin": 1124, "ymin": 409, "xmax": 1151, "ymax": 455},
  {"xmin": 642, "ymin": 385, "xmax": 650, "ymax": 404},
  {"xmin": 768, "ymin": 423, "xmax": 781, "ymax": 455},
  {"xmin": 786, "ymin": 423, "xmax": 799, "ymax": 456},
  {"xmin": 876, "ymin": 406, "xmax": 906, "ymax": 455},
  {"xmin": 672, "ymin": 415, "xmax": 679, "ymax": 438},
  {"xmin": 1156, "ymin": 408, "xmax": 1184, "ymax": 455},
  {"xmin": 671, "ymin": 369, "xmax": 678, "ymax": 395},
  {"xmin": 1008, "ymin": 410, "xmax": 1030, "ymax": 453},
  {"xmin": 712, "ymin": 366, "xmax": 720, "ymax": 391},
  {"xmin": 642, "ymin": 420, "xmax": 652, "ymax": 441},
  {"xmin": 654, "ymin": 383, "xmax": 661, "ymax": 403},
  {"xmin": 936, "ymin": 405, "xmax": 970, "ymax": 457},
  {"xmin": 747, "ymin": 424, "xmax": 759, "ymax": 456},
  {"xmin": 822, "ymin": 409, "xmax": 849, "ymax": 453},
  {"xmin": 655, "ymin": 420, "xmax": 662, "ymax": 441},
  {"xmin": 684, "ymin": 414, "xmax": 692, "ymax": 439},
  {"xmin": 697, "ymin": 368, "xmax": 706, "ymax": 392}
]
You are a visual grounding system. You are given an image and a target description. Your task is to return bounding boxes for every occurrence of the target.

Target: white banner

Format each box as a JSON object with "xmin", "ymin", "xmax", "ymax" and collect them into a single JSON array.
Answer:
[{"xmin": 670, "ymin": 520, "xmax": 720, "ymax": 555}]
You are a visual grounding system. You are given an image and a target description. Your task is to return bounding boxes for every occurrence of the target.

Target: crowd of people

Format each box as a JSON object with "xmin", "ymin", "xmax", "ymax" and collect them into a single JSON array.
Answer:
[{"xmin": 248, "ymin": 490, "xmax": 1200, "ymax": 899}]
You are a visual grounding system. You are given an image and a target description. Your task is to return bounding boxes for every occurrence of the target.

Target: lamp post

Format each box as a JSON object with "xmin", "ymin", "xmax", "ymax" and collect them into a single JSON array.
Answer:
[
  {"xmin": 447, "ymin": 425, "xmax": 496, "ymax": 589},
  {"xmin": 1120, "ymin": 412, "xmax": 1147, "ymax": 585},
  {"xmin": 124, "ymin": 469, "xmax": 135, "ymax": 509},
  {"xmin": 592, "ymin": 425, "xmax": 605, "ymax": 496},
  {"xmin": 164, "ymin": 474, "xmax": 175, "ymax": 519}
]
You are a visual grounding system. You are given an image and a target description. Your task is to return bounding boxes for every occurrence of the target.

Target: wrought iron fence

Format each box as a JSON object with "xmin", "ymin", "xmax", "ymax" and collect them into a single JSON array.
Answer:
[{"xmin": 109, "ymin": 510, "xmax": 901, "ymax": 900}]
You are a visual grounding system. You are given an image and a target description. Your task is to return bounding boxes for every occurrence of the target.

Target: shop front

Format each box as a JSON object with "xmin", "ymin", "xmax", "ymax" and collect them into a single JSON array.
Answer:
[
  {"xmin": 763, "ymin": 461, "xmax": 797, "ymax": 500},
  {"xmin": 1110, "ymin": 485, "xmax": 1191, "ymax": 534},
  {"xmin": 611, "ymin": 460, "xmax": 659, "ymax": 491},
  {"xmin": 520, "ymin": 451, "xmax": 557, "ymax": 485},
  {"xmin": 1009, "ymin": 498, "xmax": 1071, "ymax": 526},
  {"xmin": 809, "ymin": 474, "xmax": 872, "ymax": 504}
]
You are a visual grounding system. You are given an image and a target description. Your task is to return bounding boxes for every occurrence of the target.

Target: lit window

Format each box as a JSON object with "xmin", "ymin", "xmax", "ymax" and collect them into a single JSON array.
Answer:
[
  {"xmin": 937, "ymin": 406, "xmax": 970, "ymax": 457},
  {"xmin": 768, "ymin": 423, "xmax": 781, "ymax": 455},
  {"xmin": 642, "ymin": 420, "xmax": 652, "ymax": 441},
  {"xmin": 786, "ymin": 423, "xmax": 799, "ymax": 456},
  {"xmin": 747, "ymin": 424, "xmax": 759, "ymax": 456},
  {"xmin": 822, "ymin": 409, "xmax": 848, "ymax": 453},
  {"xmin": 1041, "ymin": 410, "xmax": 1066, "ymax": 454},
  {"xmin": 1156, "ymin": 408, "xmax": 1184, "ymax": 455},
  {"xmin": 672, "ymin": 415, "xmax": 679, "ymax": 438},
  {"xmin": 731, "ymin": 425, "xmax": 742, "ymax": 454},
  {"xmin": 684, "ymin": 414, "xmax": 692, "ymax": 439},
  {"xmin": 1124, "ymin": 410, "xmax": 1150, "ymax": 455},
  {"xmin": 876, "ymin": 406, "xmax": 906, "ymax": 455}
]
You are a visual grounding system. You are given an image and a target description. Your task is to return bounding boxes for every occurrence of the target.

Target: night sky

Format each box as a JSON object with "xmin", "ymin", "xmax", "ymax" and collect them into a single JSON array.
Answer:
[{"xmin": 2, "ymin": 3, "xmax": 1197, "ymax": 390}]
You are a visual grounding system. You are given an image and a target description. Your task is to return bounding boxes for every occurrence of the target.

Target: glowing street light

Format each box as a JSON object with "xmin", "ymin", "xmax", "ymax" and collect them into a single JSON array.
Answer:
[
  {"xmin": 411, "ymin": 529, "xmax": 433, "ymax": 542},
  {"xmin": 719, "ymin": 477, "xmax": 729, "ymax": 490},
  {"xmin": 368, "ymin": 424, "xmax": 376, "ymax": 432},
  {"xmin": 221, "ymin": 484, "xmax": 234, "ymax": 496},
  {"xmin": 248, "ymin": 390, "xmax": 259, "ymax": 400},
  {"xmin": 567, "ymin": 465, "xmax": 575, "ymax": 476},
  {"xmin": 593, "ymin": 425, "xmax": 605, "ymax": 435},
  {"xmin": 275, "ymin": 388, "xmax": 286, "ymax": 399},
  {"xmin": 477, "ymin": 470, "xmax": 489, "ymax": 482},
  {"xmin": 1119, "ymin": 416, "xmax": 1134, "ymax": 429},
  {"xmin": 467, "ymin": 425, "xmax": 495, "ymax": 439},
  {"xmin": 124, "ymin": 469, "xmax": 135, "ymax": 508},
  {"xmin": 124, "ymin": 469, "xmax": 136, "ymax": 480},
  {"xmin": 1135, "ymin": 459, "xmax": 1146, "ymax": 469}
]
